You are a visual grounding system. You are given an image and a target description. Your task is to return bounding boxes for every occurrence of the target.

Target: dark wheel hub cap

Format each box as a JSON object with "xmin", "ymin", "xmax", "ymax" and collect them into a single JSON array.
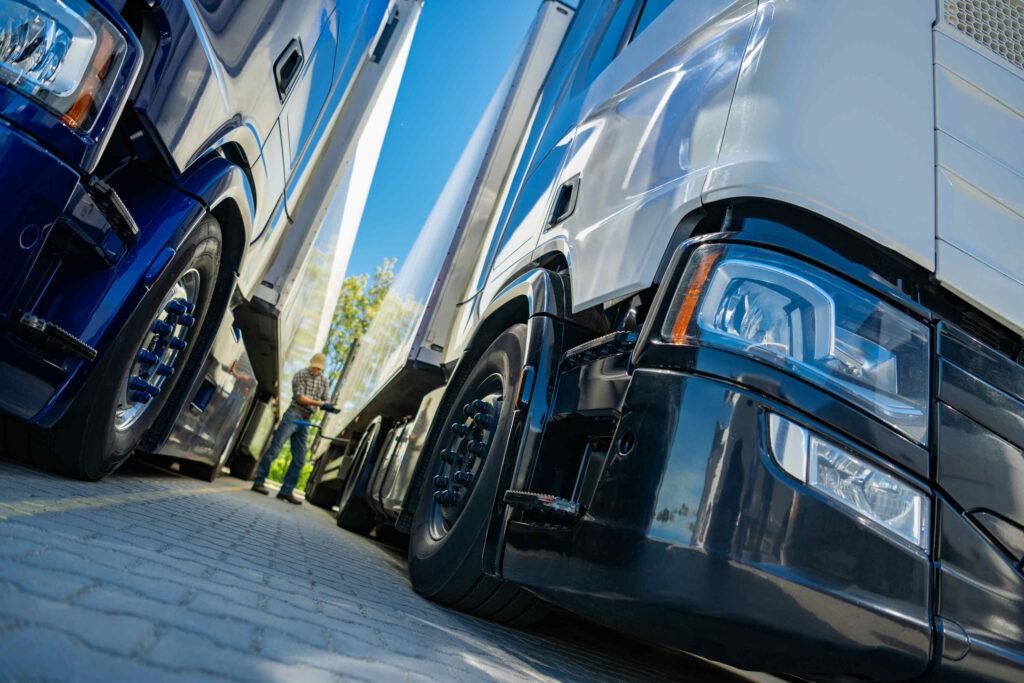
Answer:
[{"xmin": 430, "ymin": 374, "xmax": 503, "ymax": 539}]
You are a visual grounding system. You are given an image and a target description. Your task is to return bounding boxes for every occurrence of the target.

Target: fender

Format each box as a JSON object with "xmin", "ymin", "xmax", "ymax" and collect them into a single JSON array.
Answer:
[
  {"xmin": 463, "ymin": 267, "xmax": 569, "ymax": 359},
  {"xmin": 33, "ymin": 179, "xmax": 210, "ymax": 427},
  {"xmin": 167, "ymin": 152, "xmax": 256, "ymax": 273}
]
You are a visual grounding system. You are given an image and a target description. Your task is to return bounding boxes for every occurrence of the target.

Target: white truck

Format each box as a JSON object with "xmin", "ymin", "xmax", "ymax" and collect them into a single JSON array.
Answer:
[{"xmin": 307, "ymin": 1, "xmax": 1024, "ymax": 679}]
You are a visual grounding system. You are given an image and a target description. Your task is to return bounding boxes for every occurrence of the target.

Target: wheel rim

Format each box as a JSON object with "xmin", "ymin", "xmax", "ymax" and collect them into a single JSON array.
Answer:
[
  {"xmin": 114, "ymin": 269, "xmax": 201, "ymax": 432},
  {"xmin": 429, "ymin": 372, "xmax": 504, "ymax": 540}
]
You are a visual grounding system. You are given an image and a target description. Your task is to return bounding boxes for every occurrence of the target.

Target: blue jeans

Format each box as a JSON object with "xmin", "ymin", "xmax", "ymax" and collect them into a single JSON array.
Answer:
[{"xmin": 254, "ymin": 406, "xmax": 310, "ymax": 496}]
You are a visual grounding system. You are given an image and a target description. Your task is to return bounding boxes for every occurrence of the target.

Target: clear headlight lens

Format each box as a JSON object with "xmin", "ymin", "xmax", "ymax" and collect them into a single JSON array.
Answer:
[
  {"xmin": 0, "ymin": 0, "xmax": 127, "ymax": 129},
  {"xmin": 768, "ymin": 413, "xmax": 930, "ymax": 550},
  {"xmin": 662, "ymin": 244, "xmax": 930, "ymax": 442}
]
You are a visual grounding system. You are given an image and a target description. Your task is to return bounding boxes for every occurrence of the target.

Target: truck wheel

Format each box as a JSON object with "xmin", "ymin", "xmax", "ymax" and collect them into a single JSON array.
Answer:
[
  {"xmin": 336, "ymin": 419, "xmax": 388, "ymax": 534},
  {"xmin": 229, "ymin": 453, "xmax": 258, "ymax": 481},
  {"xmin": 179, "ymin": 458, "xmax": 220, "ymax": 482},
  {"xmin": 37, "ymin": 218, "xmax": 222, "ymax": 480},
  {"xmin": 408, "ymin": 324, "xmax": 548, "ymax": 626},
  {"xmin": 305, "ymin": 450, "xmax": 339, "ymax": 508}
]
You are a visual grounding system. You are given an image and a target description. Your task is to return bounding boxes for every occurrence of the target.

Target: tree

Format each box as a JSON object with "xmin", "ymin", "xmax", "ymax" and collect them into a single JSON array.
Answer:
[{"xmin": 322, "ymin": 258, "xmax": 396, "ymax": 386}]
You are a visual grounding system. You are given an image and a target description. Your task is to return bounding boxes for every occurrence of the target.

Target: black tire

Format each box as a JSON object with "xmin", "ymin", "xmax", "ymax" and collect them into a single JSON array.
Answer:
[
  {"xmin": 305, "ymin": 451, "xmax": 339, "ymax": 509},
  {"xmin": 179, "ymin": 458, "xmax": 220, "ymax": 482},
  {"xmin": 337, "ymin": 419, "xmax": 389, "ymax": 535},
  {"xmin": 26, "ymin": 218, "xmax": 222, "ymax": 480},
  {"xmin": 407, "ymin": 324, "xmax": 548, "ymax": 625},
  {"xmin": 229, "ymin": 453, "xmax": 258, "ymax": 481}
]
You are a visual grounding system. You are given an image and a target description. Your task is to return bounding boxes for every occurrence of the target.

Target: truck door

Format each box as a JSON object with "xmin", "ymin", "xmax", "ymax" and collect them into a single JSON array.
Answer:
[
  {"xmin": 530, "ymin": 0, "xmax": 757, "ymax": 311},
  {"xmin": 283, "ymin": 0, "xmax": 393, "ymax": 214},
  {"xmin": 277, "ymin": 0, "xmax": 339, "ymax": 194},
  {"xmin": 479, "ymin": 0, "xmax": 631, "ymax": 310}
]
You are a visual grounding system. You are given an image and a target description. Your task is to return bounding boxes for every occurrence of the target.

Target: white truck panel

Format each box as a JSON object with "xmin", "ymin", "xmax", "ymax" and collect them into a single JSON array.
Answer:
[
  {"xmin": 528, "ymin": 0, "xmax": 757, "ymax": 313},
  {"xmin": 933, "ymin": 23, "xmax": 1024, "ymax": 335},
  {"xmin": 704, "ymin": 0, "xmax": 936, "ymax": 270}
]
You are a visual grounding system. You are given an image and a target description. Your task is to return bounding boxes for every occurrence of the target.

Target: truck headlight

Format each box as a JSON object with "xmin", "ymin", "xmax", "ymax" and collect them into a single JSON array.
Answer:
[
  {"xmin": 662, "ymin": 244, "xmax": 930, "ymax": 442},
  {"xmin": 0, "ymin": 0, "xmax": 127, "ymax": 129},
  {"xmin": 768, "ymin": 413, "xmax": 930, "ymax": 550}
]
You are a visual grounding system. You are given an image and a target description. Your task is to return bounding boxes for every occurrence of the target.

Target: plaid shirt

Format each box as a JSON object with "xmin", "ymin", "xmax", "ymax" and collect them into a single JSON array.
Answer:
[{"xmin": 290, "ymin": 368, "xmax": 331, "ymax": 418}]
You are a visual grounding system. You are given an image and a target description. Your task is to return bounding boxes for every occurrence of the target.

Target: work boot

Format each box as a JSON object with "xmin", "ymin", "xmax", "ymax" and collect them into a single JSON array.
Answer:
[
  {"xmin": 277, "ymin": 492, "xmax": 303, "ymax": 505},
  {"xmin": 251, "ymin": 484, "xmax": 270, "ymax": 495}
]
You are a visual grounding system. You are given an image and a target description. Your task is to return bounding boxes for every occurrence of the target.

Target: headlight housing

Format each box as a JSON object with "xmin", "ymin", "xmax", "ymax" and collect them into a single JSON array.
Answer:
[
  {"xmin": 662, "ymin": 244, "xmax": 930, "ymax": 442},
  {"xmin": 768, "ymin": 413, "xmax": 930, "ymax": 550},
  {"xmin": 0, "ymin": 0, "xmax": 128, "ymax": 129}
]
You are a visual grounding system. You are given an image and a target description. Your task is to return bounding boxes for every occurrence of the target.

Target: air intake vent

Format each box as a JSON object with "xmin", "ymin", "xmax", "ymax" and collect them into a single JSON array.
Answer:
[{"xmin": 944, "ymin": 0, "xmax": 1024, "ymax": 72}]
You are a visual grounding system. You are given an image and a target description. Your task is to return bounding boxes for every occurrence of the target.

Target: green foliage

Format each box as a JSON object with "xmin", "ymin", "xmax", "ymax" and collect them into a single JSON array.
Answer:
[{"xmin": 322, "ymin": 258, "xmax": 396, "ymax": 385}]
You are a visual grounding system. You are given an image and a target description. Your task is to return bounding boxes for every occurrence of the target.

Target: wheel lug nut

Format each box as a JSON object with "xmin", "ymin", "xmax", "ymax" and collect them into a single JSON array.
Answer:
[
  {"xmin": 473, "ymin": 412, "xmax": 491, "ymax": 429},
  {"xmin": 137, "ymin": 349, "xmax": 159, "ymax": 364},
  {"xmin": 433, "ymin": 491, "xmax": 444, "ymax": 504},
  {"xmin": 152, "ymin": 320, "xmax": 173, "ymax": 335},
  {"xmin": 145, "ymin": 383, "xmax": 160, "ymax": 397},
  {"xmin": 433, "ymin": 475, "xmax": 449, "ymax": 489},
  {"xmin": 168, "ymin": 337, "xmax": 187, "ymax": 350},
  {"xmin": 442, "ymin": 491, "xmax": 458, "ymax": 506},
  {"xmin": 129, "ymin": 390, "xmax": 150, "ymax": 403},
  {"xmin": 166, "ymin": 298, "xmax": 194, "ymax": 315},
  {"xmin": 440, "ymin": 449, "xmax": 455, "ymax": 464},
  {"xmin": 128, "ymin": 376, "xmax": 148, "ymax": 392},
  {"xmin": 471, "ymin": 399, "xmax": 490, "ymax": 414},
  {"xmin": 467, "ymin": 440, "xmax": 484, "ymax": 455},
  {"xmin": 451, "ymin": 423, "xmax": 468, "ymax": 437},
  {"xmin": 463, "ymin": 403, "xmax": 475, "ymax": 417},
  {"xmin": 453, "ymin": 471, "xmax": 473, "ymax": 486},
  {"xmin": 178, "ymin": 314, "xmax": 195, "ymax": 327},
  {"xmin": 155, "ymin": 363, "xmax": 174, "ymax": 376}
]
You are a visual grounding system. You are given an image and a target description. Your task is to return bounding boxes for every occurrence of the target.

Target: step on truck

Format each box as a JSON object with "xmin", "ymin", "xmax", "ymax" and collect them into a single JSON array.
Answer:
[
  {"xmin": 0, "ymin": 0, "xmax": 420, "ymax": 481},
  {"xmin": 308, "ymin": 0, "xmax": 1024, "ymax": 678}
]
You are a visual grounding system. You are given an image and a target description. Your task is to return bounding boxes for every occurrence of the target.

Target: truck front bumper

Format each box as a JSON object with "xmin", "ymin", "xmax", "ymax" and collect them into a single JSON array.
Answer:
[{"xmin": 502, "ymin": 367, "xmax": 933, "ymax": 679}]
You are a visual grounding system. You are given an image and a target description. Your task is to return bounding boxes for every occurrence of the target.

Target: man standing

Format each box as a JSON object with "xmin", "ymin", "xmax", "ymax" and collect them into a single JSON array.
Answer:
[{"xmin": 251, "ymin": 352, "xmax": 333, "ymax": 504}]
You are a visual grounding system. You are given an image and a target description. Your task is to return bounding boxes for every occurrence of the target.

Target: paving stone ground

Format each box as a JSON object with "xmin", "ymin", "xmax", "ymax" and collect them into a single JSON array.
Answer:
[{"xmin": 0, "ymin": 458, "xmax": 769, "ymax": 682}]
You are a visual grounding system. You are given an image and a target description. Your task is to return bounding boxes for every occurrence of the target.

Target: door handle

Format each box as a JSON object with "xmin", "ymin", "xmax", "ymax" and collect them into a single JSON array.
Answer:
[
  {"xmin": 549, "ymin": 175, "xmax": 580, "ymax": 227},
  {"xmin": 274, "ymin": 38, "xmax": 304, "ymax": 101}
]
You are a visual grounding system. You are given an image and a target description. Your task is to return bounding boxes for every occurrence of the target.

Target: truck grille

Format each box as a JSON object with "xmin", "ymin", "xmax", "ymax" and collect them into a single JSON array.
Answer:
[{"xmin": 944, "ymin": 0, "xmax": 1024, "ymax": 72}]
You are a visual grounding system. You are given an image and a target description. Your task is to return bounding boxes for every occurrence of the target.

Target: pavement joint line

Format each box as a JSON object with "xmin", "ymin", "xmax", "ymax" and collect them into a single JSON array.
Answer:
[{"xmin": 0, "ymin": 484, "xmax": 251, "ymax": 519}]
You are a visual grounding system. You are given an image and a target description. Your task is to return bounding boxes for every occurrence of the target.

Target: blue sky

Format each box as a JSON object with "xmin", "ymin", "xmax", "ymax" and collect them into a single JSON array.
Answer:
[{"xmin": 344, "ymin": 0, "xmax": 540, "ymax": 280}]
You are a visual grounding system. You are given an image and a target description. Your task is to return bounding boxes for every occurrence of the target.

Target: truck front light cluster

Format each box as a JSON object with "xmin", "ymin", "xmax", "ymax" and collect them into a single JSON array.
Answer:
[
  {"xmin": 768, "ymin": 413, "xmax": 930, "ymax": 551},
  {"xmin": 661, "ymin": 243, "xmax": 930, "ymax": 442},
  {"xmin": 0, "ymin": 0, "xmax": 127, "ymax": 129}
]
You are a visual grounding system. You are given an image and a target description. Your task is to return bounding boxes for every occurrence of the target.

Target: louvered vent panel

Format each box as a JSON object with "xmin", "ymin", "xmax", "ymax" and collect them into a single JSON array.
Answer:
[{"xmin": 944, "ymin": 0, "xmax": 1024, "ymax": 72}]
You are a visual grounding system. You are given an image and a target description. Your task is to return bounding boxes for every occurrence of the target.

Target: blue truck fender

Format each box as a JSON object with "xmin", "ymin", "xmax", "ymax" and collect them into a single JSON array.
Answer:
[
  {"xmin": 164, "ymin": 151, "xmax": 256, "ymax": 274},
  {"xmin": 34, "ymin": 153, "xmax": 254, "ymax": 429}
]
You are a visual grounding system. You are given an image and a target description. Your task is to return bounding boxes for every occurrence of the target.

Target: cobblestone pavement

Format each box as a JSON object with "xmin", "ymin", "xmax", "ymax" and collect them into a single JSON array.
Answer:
[{"xmin": 0, "ymin": 458, "xmax": 777, "ymax": 682}]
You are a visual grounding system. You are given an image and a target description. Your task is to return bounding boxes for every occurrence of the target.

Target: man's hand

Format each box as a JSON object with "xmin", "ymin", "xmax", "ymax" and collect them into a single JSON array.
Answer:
[{"xmin": 321, "ymin": 402, "xmax": 339, "ymax": 414}]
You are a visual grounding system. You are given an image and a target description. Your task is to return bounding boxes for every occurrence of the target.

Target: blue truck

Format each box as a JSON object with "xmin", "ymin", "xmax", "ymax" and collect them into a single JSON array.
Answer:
[{"xmin": 0, "ymin": 0, "xmax": 419, "ymax": 480}]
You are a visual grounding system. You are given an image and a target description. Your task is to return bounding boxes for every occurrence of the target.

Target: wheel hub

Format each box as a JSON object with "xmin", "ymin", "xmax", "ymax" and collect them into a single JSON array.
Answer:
[
  {"xmin": 430, "ymin": 376, "xmax": 503, "ymax": 538},
  {"xmin": 113, "ymin": 269, "xmax": 200, "ymax": 432}
]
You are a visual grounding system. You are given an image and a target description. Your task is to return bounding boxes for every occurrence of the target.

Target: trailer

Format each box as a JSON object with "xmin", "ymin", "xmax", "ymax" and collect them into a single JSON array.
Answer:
[{"xmin": 0, "ymin": 0, "xmax": 419, "ymax": 482}]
